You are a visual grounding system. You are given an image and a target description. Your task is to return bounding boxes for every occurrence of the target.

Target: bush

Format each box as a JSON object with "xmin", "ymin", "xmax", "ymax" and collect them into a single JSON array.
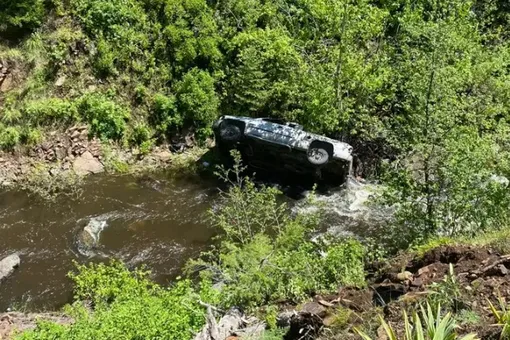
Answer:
[
  {"xmin": 20, "ymin": 127, "xmax": 43, "ymax": 146},
  {"xmin": 77, "ymin": 93, "xmax": 130, "ymax": 140},
  {"xmin": 128, "ymin": 123, "xmax": 152, "ymax": 146},
  {"xmin": 0, "ymin": 125, "xmax": 21, "ymax": 150},
  {"xmin": 187, "ymin": 152, "xmax": 366, "ymax": 308},
  {"xmin": 18, "ymin": 261, "xmax": 219, "ymax": 340},
  {"xmin": 0, "ymin": 0, "xmax": 45, "ymax": 36},
  {"xmin": 176, "ymin": 68, "xmax": 219, "ymax": 141},
  {"xmin": 22, "ymin": 98, "xmax": 78, "ymax": 125},
  {"xmin": 150, "ymin": 93, "xmax": 182, "ymax": 137}
]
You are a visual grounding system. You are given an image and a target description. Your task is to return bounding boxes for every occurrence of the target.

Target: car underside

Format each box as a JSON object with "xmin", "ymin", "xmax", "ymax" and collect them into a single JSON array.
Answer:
[{"xmin": 214, "ymin": 117, "xmax": 352, "ymax": 186}]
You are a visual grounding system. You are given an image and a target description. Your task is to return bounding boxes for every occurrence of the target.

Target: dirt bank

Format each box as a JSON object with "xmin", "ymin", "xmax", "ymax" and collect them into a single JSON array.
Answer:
[
  {"xmin": 281, "ymin": 245, "xmax": 509, "ymax": 340},
  {"xmin": 0, "ymin": 125, "xmax": 213, "ymax": 194},
  {"xmin": 0, "ymin": 312, "xmax": 72, "ymax": 339}
]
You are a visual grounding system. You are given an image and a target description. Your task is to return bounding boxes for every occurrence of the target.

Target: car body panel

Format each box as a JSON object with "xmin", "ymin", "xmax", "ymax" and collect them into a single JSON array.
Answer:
[{"xmin": 214, "ymin": 115, "xmax": 353, "ymax": 184}]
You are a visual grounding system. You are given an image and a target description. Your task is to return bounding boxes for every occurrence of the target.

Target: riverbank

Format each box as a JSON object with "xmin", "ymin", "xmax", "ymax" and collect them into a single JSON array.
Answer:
[
  {"xmin": 4, "ymin": 240, "xmax": 510, "ymax": 340},
  {"xmin": 5, "ymin": 163, "xmax": 510, "ymax": 340},
  {"xmin": 0, "ymin": 126, "xmax": 214, "ymax": 198}
]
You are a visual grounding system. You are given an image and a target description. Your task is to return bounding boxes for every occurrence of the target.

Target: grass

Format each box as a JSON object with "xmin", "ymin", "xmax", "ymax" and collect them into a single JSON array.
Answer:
[{"xmin": 413, "ymin": 228, "xmax": 510, "ymax": 257}]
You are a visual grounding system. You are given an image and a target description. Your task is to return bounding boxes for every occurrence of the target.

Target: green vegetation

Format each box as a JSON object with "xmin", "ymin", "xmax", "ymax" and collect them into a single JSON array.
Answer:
[
  {"xmin": 187, "ymin": 154, "xmax": 365, "ymax": 308},
  {"xmin": 18, "ymin": 262, "xmax": 220, "ymax": 340},
  {"xmin": 2, "ymin": 0, "xmax": 510, "ymax": 248},
  {"xmin": 356, "ymin": 303, "xmax": 478, "ymax": 340},
  {"xmin": 5, "ymin": 0, "xmax": 510, "ymax": 339}
]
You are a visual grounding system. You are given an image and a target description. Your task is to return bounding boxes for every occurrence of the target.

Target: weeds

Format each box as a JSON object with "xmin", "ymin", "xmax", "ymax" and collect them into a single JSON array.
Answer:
[
  {"xmin": 19, "ymin": 163, "xmax": 83, "ymax": 200},
  {"xmin": 487, "ymin": 293, "xmax": 510, "ymax": 338},
  {"xmin": 356, "ymin": 303, "xmax": 478, "ymax": 340},
  {"xmin": 427, "ymin": 264, "xmax": 464, "ymax": 313}
]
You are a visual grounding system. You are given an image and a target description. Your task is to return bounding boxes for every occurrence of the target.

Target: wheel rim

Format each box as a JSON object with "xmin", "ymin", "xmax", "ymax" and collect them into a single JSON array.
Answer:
[
  {"xmin": 308, "ymin": 149, "xmax": 327, "ymax": 162},
  {"xmin": 220, "ymin": 125, "xmax": 240, "ymax": 140}
]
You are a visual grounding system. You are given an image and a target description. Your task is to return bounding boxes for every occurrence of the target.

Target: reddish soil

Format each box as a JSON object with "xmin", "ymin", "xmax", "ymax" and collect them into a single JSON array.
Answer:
[{"xmin": 288, "ymin": 245, "xmax": 510, "ymax": 339}]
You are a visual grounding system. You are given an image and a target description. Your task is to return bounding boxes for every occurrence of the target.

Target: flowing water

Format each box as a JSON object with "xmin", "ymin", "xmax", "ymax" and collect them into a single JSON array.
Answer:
[
  {"xmin": 0, "ymin": 173, "xmax": 386, "ymax": 312},
  {"xmin": 0, "ymin": 174, "xmax": 217, "ymax": 311}
]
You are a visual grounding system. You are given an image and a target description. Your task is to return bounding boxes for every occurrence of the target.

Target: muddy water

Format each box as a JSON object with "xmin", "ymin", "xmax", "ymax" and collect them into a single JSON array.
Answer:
[
  {"xmin": 0, "ymin": 174, "xmax": 217, "ymax": 311},
  {"xmin": 0, "ymin": 173, "xmax": 385, "ymax": 312}
]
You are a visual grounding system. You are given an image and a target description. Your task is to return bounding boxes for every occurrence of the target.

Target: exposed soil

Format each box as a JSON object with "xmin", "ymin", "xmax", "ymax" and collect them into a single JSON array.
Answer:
[
  {"xmin": 0, "ymin": 124, "xmax": 211, "ymax": 190},
  {"xmin": 0, "ymin": 312, "xmax": 72, "ymax": 339},
  {"xmin": 286, "ymin": 245, "xmax": 510, "ymax": 340}
]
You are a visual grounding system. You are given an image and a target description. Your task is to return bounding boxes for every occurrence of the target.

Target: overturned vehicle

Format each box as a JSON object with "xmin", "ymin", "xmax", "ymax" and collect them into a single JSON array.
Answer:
[{"xmin": 213, "ymin": 115, "xmax": 353, "ymax": 185}]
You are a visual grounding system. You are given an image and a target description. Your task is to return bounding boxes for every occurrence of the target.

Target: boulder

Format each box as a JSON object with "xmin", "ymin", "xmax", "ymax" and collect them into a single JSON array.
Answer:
[
  {"xmin": 0, "ymin": 254, "xmax": 20, "ymax": 282},
  {"xmin": 73, "ymin": 151, "xmax": 104, "ymax": 176},
  {"xmin": 76, "ymin": 218, "xmax": 108, "ymax": 256},
  {"xmin": 193, "ymin": 307, "xmax": 245, "ymax": 340},
  {"xmin": 155, "ymin": 150, "xmax": 172, "ymax": 162},
  {"xmin": 0, "ymin": 73, "xmax": 13, "ymax": 92},
  {"xmin": 55, "ymin": 75, "xmax": 66, "ymax": 87},
  {"xmin": 300, "ymin": 301, "xmax": 327, "ymax": 318}
]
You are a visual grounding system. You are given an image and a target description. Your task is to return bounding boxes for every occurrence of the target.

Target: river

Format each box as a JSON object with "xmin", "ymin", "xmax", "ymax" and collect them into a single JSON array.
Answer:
[
  {"xmin": 0, "ymin": 174, "xmax": 218, "ymax": 311},
  {"xmin": 0, "ymin": 173, "xmax": 382, "ymax": 312}
]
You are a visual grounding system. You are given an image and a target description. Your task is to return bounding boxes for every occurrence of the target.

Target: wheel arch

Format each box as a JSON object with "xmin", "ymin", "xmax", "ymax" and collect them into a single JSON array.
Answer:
[
  {"xmin": 221, "ymin": 118, "xmax": 246, "ymax": 134},
  {"xmin": 309, "ymin": 140, "xmax": 334, "ymax": 158}
]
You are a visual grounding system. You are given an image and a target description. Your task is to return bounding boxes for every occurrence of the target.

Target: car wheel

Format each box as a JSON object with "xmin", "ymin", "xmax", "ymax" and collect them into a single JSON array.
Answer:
[
  {"xmin": 307, "ymin": 147, "xmax": 329, "ymax": 165},
  {"xmin": 219, "ymin": 123, "xmax": 241, "ymax": 142}
]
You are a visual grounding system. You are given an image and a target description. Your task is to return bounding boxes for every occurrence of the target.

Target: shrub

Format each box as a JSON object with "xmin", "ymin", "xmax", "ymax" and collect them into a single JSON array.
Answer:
[
  {"xmin": 150, "ymin": 93, "xmax": 182, "ymax": 137},
  {"xmin": 19, "ymin": 163, "xmax": 83, "ymax": 200},
  {"xmin": 22, "ymin": 98, "xmax": 78, "ymax": 125},
  {"xmin": 93, "ymin": 38, "xmax": 117, "ymax": 77},
  {"xmin": 0, "ymin": 125, "xmax": 21, "ymax": 150},
  {"xmin": 176, "ymin": 68, "xmax": 219, "ymax": 141},
  {"xmin": 0, "ymin": 0, "xmax": 45, "ymax": 36},
  {"xmin": 129, "ymin": 123, "xmax": 152, "ymax": 146},
  {"xmin": 77, "ymin": 93, "xmax": 130, "ymax": 140},
  {"xmin": 18, "ymin": 261, "xmax": 219, "ymax": 340},
  {"xmin": 20, "ymin": 126, "xmax": 43, "ymax": 146},
  {"xmin": 187, "ymin": 152, "xmax": 366, "ymax": 308}
]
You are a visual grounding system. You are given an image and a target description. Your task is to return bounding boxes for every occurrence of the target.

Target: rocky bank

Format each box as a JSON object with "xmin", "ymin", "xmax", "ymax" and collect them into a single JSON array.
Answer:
[{"xmin": 0, "ymin": 124, "xmax": 208, "ymax": 190}]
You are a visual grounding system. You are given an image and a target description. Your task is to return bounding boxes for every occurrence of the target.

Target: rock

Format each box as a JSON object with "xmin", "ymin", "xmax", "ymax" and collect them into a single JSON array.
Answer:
[
  {"xmin": 155, "ymin": 150, "xmax": 172, "ymax": 162},
  {"xmin": 496, "ymin": 264, "xmax": 508, "ymax": 276},
  {"xmin": 193, "ymin": 307, "xmax": 245, "ymax": 340},
  {"xmin": 277, "ymin": 311, "xmax": 296, "ymax": 328},
  {"xmin": 55, "ymin": 148, "xmax": 67, "ymax": 160},
  {"xmin": 300, "ymin": 301, "xmax": 327, "ymax": 318},
  {"xmin": 49, "ymin": 168, "xmax": 61, "ymax": 177},
  {"xmin": 396, "ymin": 271, "xmax": 413, "ymax": 282},
  {"xmin": 76, "ymin": 218, "xmax": 108, "ymax": 256},
  {"xmin": 377, "ymin": 325, "xmax": 389, "ymax": 340},
  {"xmin": 418, "ymin": 264, "xmax": 434, "ymax": 276},
  {"xmin": 411, "ymin": 277, "xmax": 423, "ymax": 287},
  {"xmin": 70, "ymin": 130, "xmax": 81, "ymax": 139},
  {"xmin": 0, "ymin": 73, "xmax": 13, "ymax": 92},
  {"xmin": 41, "ymin": 142, "xmax": 52, "ymax": 151},
  {"xmin": 0, "ymin": 254, "xmax": 21, "ymax": 282},
  {"xmin": 73, "ymin": 151, "xmax": 104, "ymax": 176},
  {"xmin": 55, "ymin": 75, "xmax": 66, "ymax": 87},
  {"xmin": 322, "ymin": 315, "xmax": 337, "ymax": 327},
  {"xmin": 234, "ymin": 320, "xmax": 265, "ymax": 339}
]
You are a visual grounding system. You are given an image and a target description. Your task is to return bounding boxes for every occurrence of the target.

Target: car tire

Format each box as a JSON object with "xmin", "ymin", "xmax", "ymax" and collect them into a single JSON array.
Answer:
[
  {"xmin": 307, "ymin": 147, "xmax": 330, "ymax": 165},
  {"xmin": 219, "ymin": 123, "xmax": 241, "ymax": 142}
]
